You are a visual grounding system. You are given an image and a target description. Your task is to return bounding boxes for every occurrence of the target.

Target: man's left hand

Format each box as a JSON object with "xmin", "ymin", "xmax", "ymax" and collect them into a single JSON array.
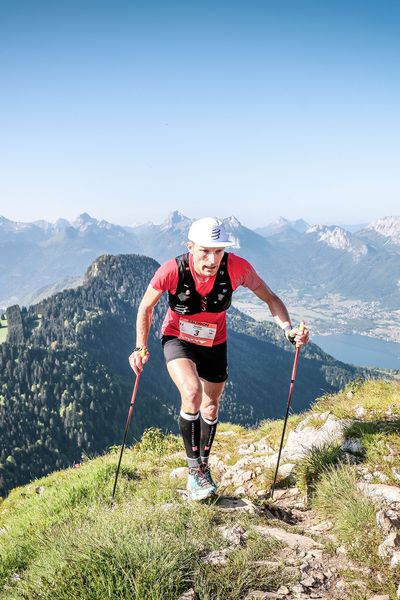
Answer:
[{"xmin": 290, "ymin": 326, "xmax": 310, "ymax": 348}]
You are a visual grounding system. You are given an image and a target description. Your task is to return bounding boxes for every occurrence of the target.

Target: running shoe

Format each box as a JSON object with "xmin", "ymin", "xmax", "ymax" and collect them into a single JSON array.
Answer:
[
  {"xmin": 200, "ymin": 462, "xmax": 218, "ymax": 494},
  {"xmin": 187, "ymin": 466, "xmax": 215, "ymax": 500}
]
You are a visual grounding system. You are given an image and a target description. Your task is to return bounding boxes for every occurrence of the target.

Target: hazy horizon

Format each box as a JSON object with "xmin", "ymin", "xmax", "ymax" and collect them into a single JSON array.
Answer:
[{"xmin": 0, "ymin": 208, "xmax": 391, "ymax": 231}]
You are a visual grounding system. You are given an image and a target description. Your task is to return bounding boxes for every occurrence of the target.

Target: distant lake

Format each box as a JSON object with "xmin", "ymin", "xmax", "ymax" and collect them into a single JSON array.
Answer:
[{"xmin": 312, "ymin": 334, "xmax": 400, "ymax": 371}]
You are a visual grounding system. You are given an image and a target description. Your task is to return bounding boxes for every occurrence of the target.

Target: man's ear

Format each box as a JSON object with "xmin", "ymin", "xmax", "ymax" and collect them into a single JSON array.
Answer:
[{"xmin": 187, "ymin": 241, "xmax": 194, "ymax": 253}]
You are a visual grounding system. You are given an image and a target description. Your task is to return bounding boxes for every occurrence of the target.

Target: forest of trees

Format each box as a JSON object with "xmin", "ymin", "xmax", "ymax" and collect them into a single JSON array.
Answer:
[{"xmin": 0, "ymin": 253, "xmax": 379, "ymax": 497}]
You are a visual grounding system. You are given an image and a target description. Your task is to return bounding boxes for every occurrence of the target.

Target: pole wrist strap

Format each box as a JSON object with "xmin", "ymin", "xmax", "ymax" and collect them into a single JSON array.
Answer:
[
  {"xmin": 283, "ymin": 325, "xmax": 296, "ymax": 345},
  {"xmin": 133, "ymin": 346, "xmax": 149, "ymax": 358}
]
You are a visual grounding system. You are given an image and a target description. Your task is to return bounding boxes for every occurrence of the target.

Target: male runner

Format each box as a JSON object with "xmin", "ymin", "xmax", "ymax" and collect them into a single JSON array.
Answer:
[{"xmin": 129, "ymin": 217, "xmax": 309, "ymax": 500}]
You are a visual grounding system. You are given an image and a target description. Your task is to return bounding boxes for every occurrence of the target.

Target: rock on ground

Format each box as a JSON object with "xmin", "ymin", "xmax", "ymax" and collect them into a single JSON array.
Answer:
[
  {"xmin": 358, "ymin": 483, "xmax": 400, "ymax": 503},
  {"xmin": 169, "ymin": 467, "xmax": 187, "ymax": 479},
  {"xmin": 254, "ymin": 526, "xmax": 323, "ymax": 550},
  {"xmin": 245, "ymin": 592, "xmax": 282, "ymax": 599},
  {"xmin": 203, "ymin": 547, "xmax": 233, "ymax": 566},
  {"xmin": 177, "ymin": 589, "xmax": 196, "ymax": 600},
  {"xmin": 217, "ymin": 497, "xmax": 260, "ymax": 514},
  {"xmin": 218, "ymin": 524, "xmax": 247, "ymax": 546},
  {"xmin": 281, "ymin": 414, "xmax": 347, "ymax": 461}
]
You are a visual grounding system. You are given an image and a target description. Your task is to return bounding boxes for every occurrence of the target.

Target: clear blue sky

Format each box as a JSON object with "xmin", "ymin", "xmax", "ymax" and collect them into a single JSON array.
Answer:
[{"xmin": 0, "ymin": 0, "xmax": 399, "ymax": 228}]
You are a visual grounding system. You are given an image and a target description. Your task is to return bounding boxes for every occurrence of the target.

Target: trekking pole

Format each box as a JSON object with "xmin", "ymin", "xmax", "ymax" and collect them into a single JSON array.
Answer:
[
  {"xmin": 270, "ymin": 321, "xmax": 305, "ymax": 500},
  {"xmin": 111, "ymin": 371, "xmax": 142, "ymax": 503}
]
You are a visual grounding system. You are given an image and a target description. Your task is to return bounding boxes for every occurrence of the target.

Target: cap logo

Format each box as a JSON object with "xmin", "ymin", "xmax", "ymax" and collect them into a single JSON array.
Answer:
[{"xmin": 211, "ymin": 227, "xmax": 221, "ymax": 240}]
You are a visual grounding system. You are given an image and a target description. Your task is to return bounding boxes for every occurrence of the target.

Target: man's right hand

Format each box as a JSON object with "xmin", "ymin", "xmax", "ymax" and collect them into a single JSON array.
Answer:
[
  {"xmin": 289, "ymin": 325, "xmax": 309, "ymax": 348},
  {"xmin": 129, "ymin": 348, "xmax": 150, "ymax": 375}
]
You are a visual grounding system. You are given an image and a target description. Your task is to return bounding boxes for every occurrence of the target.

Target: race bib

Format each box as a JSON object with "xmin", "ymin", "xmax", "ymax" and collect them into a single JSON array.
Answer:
[{"xmin": 178, "ymin": 318, "xmax": 217, "ymax": 347}]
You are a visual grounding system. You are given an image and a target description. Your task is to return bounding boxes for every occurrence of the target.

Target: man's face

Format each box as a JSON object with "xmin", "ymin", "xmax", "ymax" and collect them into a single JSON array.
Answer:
[{"xmin": 187, "ymin": 242, "xmax": 225, "ymax": 276}]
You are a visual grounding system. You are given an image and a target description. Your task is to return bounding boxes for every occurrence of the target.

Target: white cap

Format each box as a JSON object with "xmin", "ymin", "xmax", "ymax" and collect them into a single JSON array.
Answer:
[{"xmin": 188, "ymin": 217, "xmax": 234, "ymax": 248}]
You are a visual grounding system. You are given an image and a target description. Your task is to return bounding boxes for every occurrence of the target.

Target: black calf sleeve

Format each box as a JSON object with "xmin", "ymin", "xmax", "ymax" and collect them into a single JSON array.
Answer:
[
  {"xmin": 200, "ymin": 413, "xmax": 218, "ymax": 463},
  {"xmin": 179, "ymin": 410, "xmax": 200, "ymax": 468}
]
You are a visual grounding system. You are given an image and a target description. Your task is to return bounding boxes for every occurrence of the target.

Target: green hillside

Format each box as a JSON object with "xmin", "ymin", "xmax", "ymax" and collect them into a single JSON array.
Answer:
[
  {"xmin": 0, "ymin": 253, "xmax": 396, "ymax": 498},
  {"xmin": 0, "ymin": 380, "xmax": 399, "ymax": 599}
]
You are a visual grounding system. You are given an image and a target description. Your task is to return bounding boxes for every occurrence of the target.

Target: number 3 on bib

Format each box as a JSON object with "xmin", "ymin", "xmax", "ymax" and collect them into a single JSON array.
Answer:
[{"xmin": 178, "ymin": 318, "xmax": 217, "ymax": 347}]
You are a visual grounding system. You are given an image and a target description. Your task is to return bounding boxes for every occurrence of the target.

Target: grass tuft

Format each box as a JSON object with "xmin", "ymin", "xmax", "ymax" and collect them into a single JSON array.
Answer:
[
  {"xmin": 312, "ymin": 464, "xmax": 383, "ymax": 564},
  {"xmin": 134, "ymin": 427, "xmax": 182, "ymax": 457},
  {"xmin": 296, "ymin": 442, "xmax": 343, "ymax": 499}
]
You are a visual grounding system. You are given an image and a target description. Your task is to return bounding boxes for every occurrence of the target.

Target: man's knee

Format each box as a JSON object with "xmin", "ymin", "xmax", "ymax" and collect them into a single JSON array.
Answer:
[
  {"xmin": 201, "ymin": 404, "xmax": 219, "ymax": 422},
  {"xmin": 181, "ymin": 381, "xmax": 202, "ymax": 410}
]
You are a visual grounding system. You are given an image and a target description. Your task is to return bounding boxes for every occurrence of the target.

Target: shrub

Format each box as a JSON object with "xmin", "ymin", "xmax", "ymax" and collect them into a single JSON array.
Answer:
[{"xmin": 135, "ymin": 427, "xmax": 181, "ymax": 457}]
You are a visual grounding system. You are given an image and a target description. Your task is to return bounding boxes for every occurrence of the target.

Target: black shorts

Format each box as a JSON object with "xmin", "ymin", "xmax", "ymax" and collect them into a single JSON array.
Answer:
[{"xmin": 161, "ymin": 336, "xmax": 228, "ymax": 383}]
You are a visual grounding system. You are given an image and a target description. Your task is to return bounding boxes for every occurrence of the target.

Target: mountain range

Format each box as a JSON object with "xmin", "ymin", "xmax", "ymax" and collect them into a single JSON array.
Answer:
[{"xmin": 1, "ymin": 212, "xmax": 399, "ymax": 315}]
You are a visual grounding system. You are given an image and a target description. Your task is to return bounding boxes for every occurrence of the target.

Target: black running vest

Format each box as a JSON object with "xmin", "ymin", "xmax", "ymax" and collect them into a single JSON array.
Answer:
[{"xmin": 168, "ymin": 252, "xmax": 233, "ymax": 315}]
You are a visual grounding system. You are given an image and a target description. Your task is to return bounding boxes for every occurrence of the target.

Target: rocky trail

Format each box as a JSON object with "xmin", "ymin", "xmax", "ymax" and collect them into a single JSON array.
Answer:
[
  {"xmin": 171, "ymin": 406, "xmax": 400, "ymax": 599},
  {"xmin": 175, "ymin": 485, "xmax": 388, "ymax": 600}
]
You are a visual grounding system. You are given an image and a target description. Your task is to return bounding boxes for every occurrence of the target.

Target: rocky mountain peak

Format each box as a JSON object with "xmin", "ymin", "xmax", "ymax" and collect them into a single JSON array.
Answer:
[
  {"xmin": 72, "ymin": 213, "xmax": 120, "ymax": 233},
  {"xmin": 291, "ymin": 218, "xmax": 310, "ymax": 233},
  {"xmin": 162, "ymin": 211, "xmax": 191, "ymax": 229},
  {"xmin": 307, "ymin": 224, "xmax": 368, "ymax": 260},
  {"xmin": 0, "ymin": 216, "xmax": 34, "ymax": 233},
  {"xmin": 33, "ymin": 219, "xmax": 55, "ymax": 231},
  {"xmin": 366, "ymin": 216, "xmax": 400, "ymax": 245},
  {"xmin": 55, "ymin": 218, "xmax": 71, "ymax": 230},
  {"xmin": 276, "ymin": 216, "xmax": 290, "ymax": 226},
  {"xmin": 255, "ymin": 217, "xmax": 310, "ymax": 237},
  {"xmin": 224, "ymin": 215, "xmax": 242, "ymax": 228},
  {"xmin": 73, "ymin": 212, "xmax": 98, "ymax": 231}
]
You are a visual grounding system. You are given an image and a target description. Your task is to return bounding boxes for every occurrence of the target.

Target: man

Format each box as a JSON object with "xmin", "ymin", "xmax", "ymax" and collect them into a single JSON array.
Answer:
[{"xmin": 130, "ymin": 217, "xmax": 309, "ymax": 500}]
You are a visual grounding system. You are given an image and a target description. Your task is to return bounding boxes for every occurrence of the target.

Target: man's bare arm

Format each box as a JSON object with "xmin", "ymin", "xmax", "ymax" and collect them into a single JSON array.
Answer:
[
  {"xmin": 251, "ymin": 280, "xmax": 291, "ymax": 328},
  {"xmin": 251, "ymin": 280, "xmax": 309, "ymax": 347},
  {"xmin": 136, "ymin": 284, "xmax": 163, "ymax": 347},
  {"xmin": 129, "ymin": 285, "xmax": 163, "ymax": 374}
]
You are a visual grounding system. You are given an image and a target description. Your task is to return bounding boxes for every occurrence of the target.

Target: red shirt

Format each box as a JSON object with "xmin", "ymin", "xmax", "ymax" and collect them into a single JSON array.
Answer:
[{"xmin": 150, "ymin": 252, "xmax": 263, "ymax": 344}]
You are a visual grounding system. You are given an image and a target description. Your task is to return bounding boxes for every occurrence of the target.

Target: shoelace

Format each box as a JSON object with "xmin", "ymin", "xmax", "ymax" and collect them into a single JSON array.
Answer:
[
  {"xmin": 191, "ymin": 467, "xmax": 210, "ymax": 488},
  {"xmin": 201, "ymin": 465, "xmax": 214, "ymax": 486}
]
